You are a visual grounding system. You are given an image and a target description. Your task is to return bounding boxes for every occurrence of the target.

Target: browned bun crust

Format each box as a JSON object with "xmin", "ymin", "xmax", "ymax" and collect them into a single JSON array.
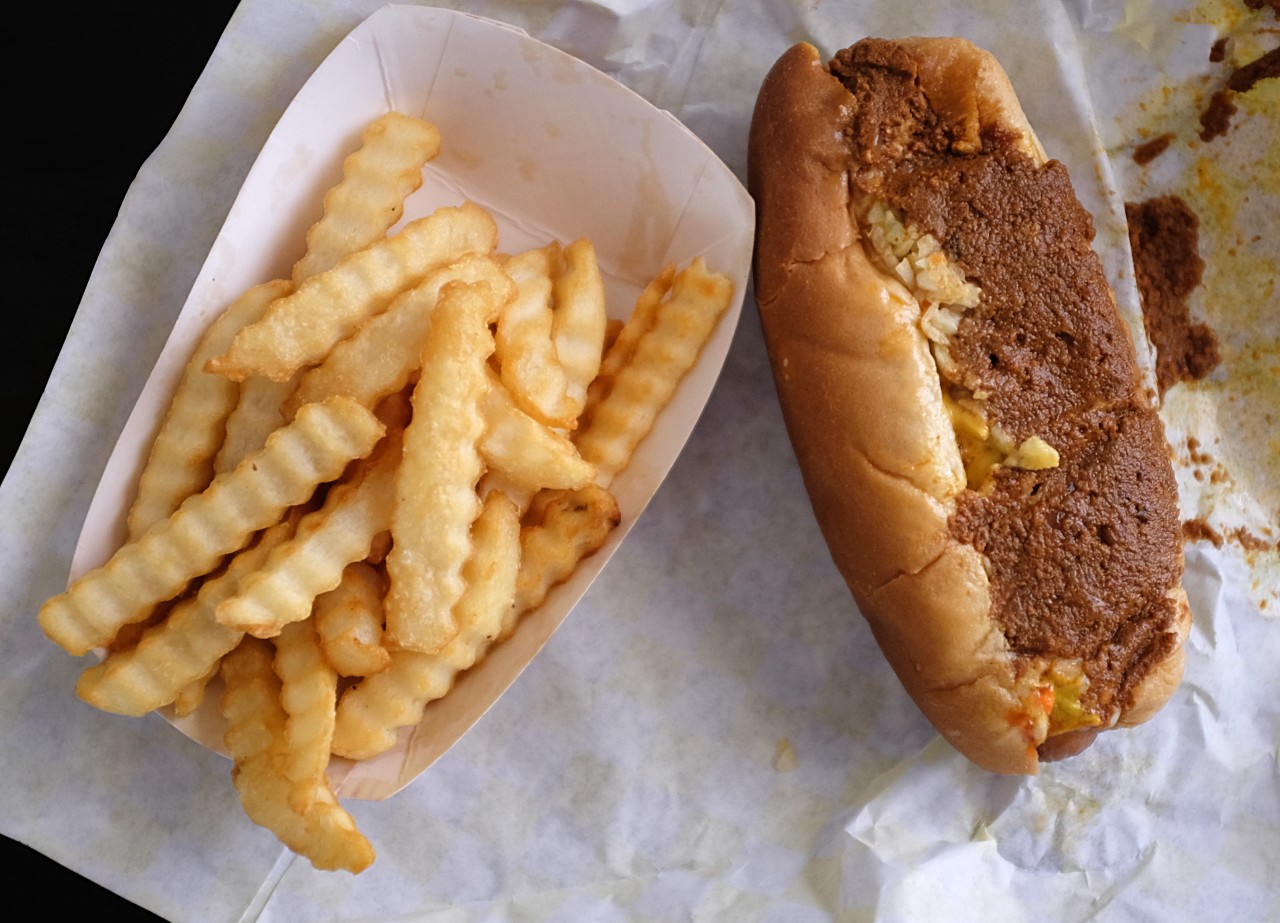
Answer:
[
  {"xmin": 748, "ymin": 38, "xmax": 1188, "ymax": 774},
  {"xmin": 1119, "ymin": 590, "xmax": 1191, "ymax": 727}
]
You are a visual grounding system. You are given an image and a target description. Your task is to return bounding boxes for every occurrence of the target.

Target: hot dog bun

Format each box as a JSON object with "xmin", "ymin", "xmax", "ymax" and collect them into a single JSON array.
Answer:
[{"xmin": 748, "ymin": 38, "xmax": 1190, "ymax": 774}]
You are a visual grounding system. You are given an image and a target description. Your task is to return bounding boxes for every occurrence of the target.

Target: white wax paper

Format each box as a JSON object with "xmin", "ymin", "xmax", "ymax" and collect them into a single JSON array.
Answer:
[{"xmin": 1, "ymin": 1, "xmax": 1276, "ymax": 921}]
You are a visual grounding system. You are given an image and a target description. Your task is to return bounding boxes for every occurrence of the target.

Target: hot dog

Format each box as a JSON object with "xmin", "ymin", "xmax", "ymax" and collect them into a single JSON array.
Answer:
[{"xmin": 747, "ymin": 37, "xmax": 1190, "ymax": 774}]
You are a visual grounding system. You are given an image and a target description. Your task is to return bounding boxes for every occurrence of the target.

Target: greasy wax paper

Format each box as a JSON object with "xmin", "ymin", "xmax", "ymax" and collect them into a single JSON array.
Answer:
[{"xmin": 0, "ymin": 1, "xmax": 1276, "ymax": 921}]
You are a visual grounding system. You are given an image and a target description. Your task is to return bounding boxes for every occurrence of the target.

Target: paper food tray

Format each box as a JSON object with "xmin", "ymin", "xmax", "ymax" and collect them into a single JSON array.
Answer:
[{"xmin": 69, "ymin": 4, "xmax": 754, "ymax": 801}]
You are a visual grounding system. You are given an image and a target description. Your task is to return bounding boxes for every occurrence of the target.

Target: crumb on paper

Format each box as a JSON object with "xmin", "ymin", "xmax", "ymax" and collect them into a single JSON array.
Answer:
[
  {"xmin": 1183, "ymin": 517, "xmax": 1224, "ymax": 547},
  {"xmin": 1199, "ymin": 46, "xmax": 1279, "ymax": 139},
  {"xmin": 1183, "ymin": 514, "xmax": 1278, "ymax": 558},
  {"xmin": 1198, "ymin": 88, "xmax": 1238, "ymax": 140},
  {"xmin": 1133, "ymin": 132, "xmax": 1175, "ymax": 164}
]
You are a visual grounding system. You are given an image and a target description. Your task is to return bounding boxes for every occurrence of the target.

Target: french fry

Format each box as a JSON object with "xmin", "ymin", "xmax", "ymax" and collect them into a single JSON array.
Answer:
[
  {"xmin": 497, "ymin": 245, "xmax": 578, "ymax": 429},
  {"xmin": 366, "ymin": 530, "xmax": 393, "ymax": 566},
  {"xmin": 513, "ymin": 484, "xmax": 621, "ymax": 617},
  {"xmin": 479, "ymin": 368, "xmax": 595, "ymax": 493},
  {"xmin": 273, "ymin": 619, "xmax": 339, "ymax": 814},
  {"xmin": 75, "ymin": 514, "xmax": 300, "ymax": 716},
  {"xmin": 602, "ymin": 317, "xmax": 625, "ymax": 355},
  {"xmin": 207, "ymin": 202, "xmax": 499, "ymax": 382},
  {"xmin": 171, "ymin": 666, "xmax": 218, "ymax": 718},
  {"xmin": 213, "ymin": 117, "xmax": 441, "ymax": 466},
  {"xmin": 284, "ymin": 254, "xmax": 514, "ymax": 417},
  {"xmin": 216, "ymin": 432, "xmax": 400, "ymax": 639},
  {"xmin": 385, "ymin": 281, "xmax": 499, "ymax": 653},
  {"xmin": 40, "ymin": 398, "xmax": 384, "ymax": 657},
  {"xmin": 575, "ymin": 257, "xmax": 733, "ymax": 486},
  {"xmin": 331, "ymin": 485, "xmax": 617, "ymax": 761},
  {"xmin": 221, "ymin": 638, "xmax": 373, "ymax": 874},
  {"xmin": 105, "ymin": 603, "xmax": 171, "ymax": 655},
  {"xmin": 332, "ymin": 491, "xmax": 521, "ymax": 759},
  {"xmin": 127, "ymin": 279, "xmax": 292, "ymax": 539},
  {"xmin": 585, "ymin": 262, "xmax": 675, "ymax": 414},
  {"xmin": 312, "ymin": 562, "xmax": 391, "ymax": 677},
  {"xmin": 292, "ymin": 112, "xmax": 442, "ymax": 284},
  {"xmin": 41, "ymin": 105, "xmax": 739, "ymax": 875},
  {"xmin": 214, "ymin": 372, "xmax": 299, "ymax": 474},
  {"xmin": 551, "ymin": 238, "xmax": 608, "ymax": 418}
]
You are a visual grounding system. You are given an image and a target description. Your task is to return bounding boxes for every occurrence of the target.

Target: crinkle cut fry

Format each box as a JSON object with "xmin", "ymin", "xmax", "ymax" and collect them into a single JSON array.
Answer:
[
  {"xmin": 497, "ymin": 244, "xmax": 578, "ymax": 429},
  {"xmin": 575, "ymin": 258, "xmax": 733, "ymax": 486},
  {"xmin": 170, "ymin": 664, "xmax": 218, "ymax": 718},
  {"xmin": 215, "ymin": 370, "xmax": 300, "ymax": 475},
  {"xmin": 216, "ymin": 430, "xmax": 401, "ymax": 638},
  {"xmin": 312, "ymin": 562, "xmax": 391, "ymax": 678},
  {"xmin": 551, "ymin": 238, "xmax": 609, "ymax": 417},
  {"xmin": 214, "ymin": 114, "xmax": 442, "ymax": 468},
  {"xmin": 583, "ymin": 262, "xmax": 675, "ymax": 416},
  {"xmin": 206, "ymin": 202, "xmax": 499, "ymax": 382},
  {"xmin": 273, "ymin": 619, "xmax": 339, "ymax": 814},
  {"xmin": 127, "ymin": 279, "xmax": 292, "ymax": 540},
  {"xmin": 332, "ymin": 485, "xmax": 618, "ymax": 760},
  {"xmin": 39, "ymin": 397, "xmax": 384, "ymax": 657},
  {"xmin": 513, "ymin": 484, "xmax": 622, "ymax": 616},
  {"xmin": 479, "ymin": 367, "xmax": 596, "ymax": 494},
  {"xmin": 285, "ymin": 254, "xmax": 514, "ymax": 418},
  {"xmin": 220, "ymin": 638, "xmax": 373, "ymax": 873},
  {"xmin": 384, "ymin": 280, "xmax": 499, "ymax": 654},
  {"xmin": 332, "ymin": 490, "xmax": 521, "ymax": 759},
  {"xmin": 293, "ymin": 112, "xmax": 442, "ymax": 283},
  {"xmin": 76, "ymin": 512, "xmax": 301, "ymax": 716}
]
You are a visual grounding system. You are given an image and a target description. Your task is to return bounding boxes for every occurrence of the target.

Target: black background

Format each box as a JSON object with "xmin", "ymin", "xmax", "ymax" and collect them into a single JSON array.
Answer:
[
  {"xmin": 3, "ymin": 2, "xmax": 240, "ymax": 479},
  {"xmin": 4, "ymin": 2, "xmax": 242, "ymax": 918}
]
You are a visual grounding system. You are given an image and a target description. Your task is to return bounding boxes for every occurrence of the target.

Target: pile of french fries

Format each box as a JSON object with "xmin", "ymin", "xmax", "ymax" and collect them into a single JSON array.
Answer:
[{"xmin": 37, "ymin": 112, "xmax": 734, "ymax": 873}]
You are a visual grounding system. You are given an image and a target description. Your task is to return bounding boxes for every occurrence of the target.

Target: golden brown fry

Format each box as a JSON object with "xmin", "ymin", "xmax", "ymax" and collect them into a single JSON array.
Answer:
[
  {"xmin": 105, "ymin": 603, "xmax": 171, "ymax": 655},
  {"xmin": 385, "ymin": 281, "xmax": 499, "ymax": 654},
  {"xmin": 273, "ymin": 619, "xmax": 339, "ymax": 814},
  {"xmin": 331, "ymin": 485, "xmax": 617, "ymax": 761},
  {"xmin": 214, "ymin": 372, "xmax": 300, "ymax": 474},
  {"xmin": 366, "ymin": 530, "xmax": 393, "ymax": 566},
  {"xmin": 575, "ymin": 258, "xmax": 733, "ymax": 486},
  {"xmin": 284, "ymin": 254, "xmax": 514, "ymax": 417},
  {"xmin": 40, "ymin": 398, "xmax": 384, "ymax": 657},
  {"xmin": 75, "ymin": 514, "xmax": 298, "ymax": 716},
  {"xmin": 127, "ymin": 279, "xmax": 292, "ymax": 539},
  {"xmin": 216, "ymin": 117, "xmax": 440, "ymax": 462},
  {"xmin": 602, "ymin": 317, "xmax": 625, "ymax": 355},
  {"xmin": 551, "ymin": 238, "xmax": 608, "ymax": 418},
  {"xmin": 330, "ymin": 484, "xmax": 619, "ymax": 761},
  {"xmin": 479, "ymin": 368, "xmax": 595, "ymax": 493},
  {"xmin": 207, "ymin": 202, "xmax": 499, "ymax": 382},
  {"xmin": 221, "ymin": 638, "xmax": 373, "ymax": 874},
  {"xmin": 513, "ymin": 484, "xmax": 621, "ymax": 617},
  {"xmin": 170, "ymin": 666, "xmax": 218, "ymax": 718},
  {"xmin": 42, "ymin": 106, "xmax": 736, "ymax": 877},
  {"xmin": 585, "ymin": 262, "xmax": 675, "ymax": 415},
  {"xmin": 332, "ymin": 491, "xmax": 521, "ymax": 760},
  {"xmin": 216, "ymin": 432, "xmax": 400, "ymax": 639},
  {"xmin": 497, "ymin": 245, "xmax": 578, "ymax": 429},
  {"xmin": 313, "ymin": 562, "xmax": 390, "ymax": 678},
  {"xmin": 292, "ymin": 112, "xmax": 441, "ymax": 284}
]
